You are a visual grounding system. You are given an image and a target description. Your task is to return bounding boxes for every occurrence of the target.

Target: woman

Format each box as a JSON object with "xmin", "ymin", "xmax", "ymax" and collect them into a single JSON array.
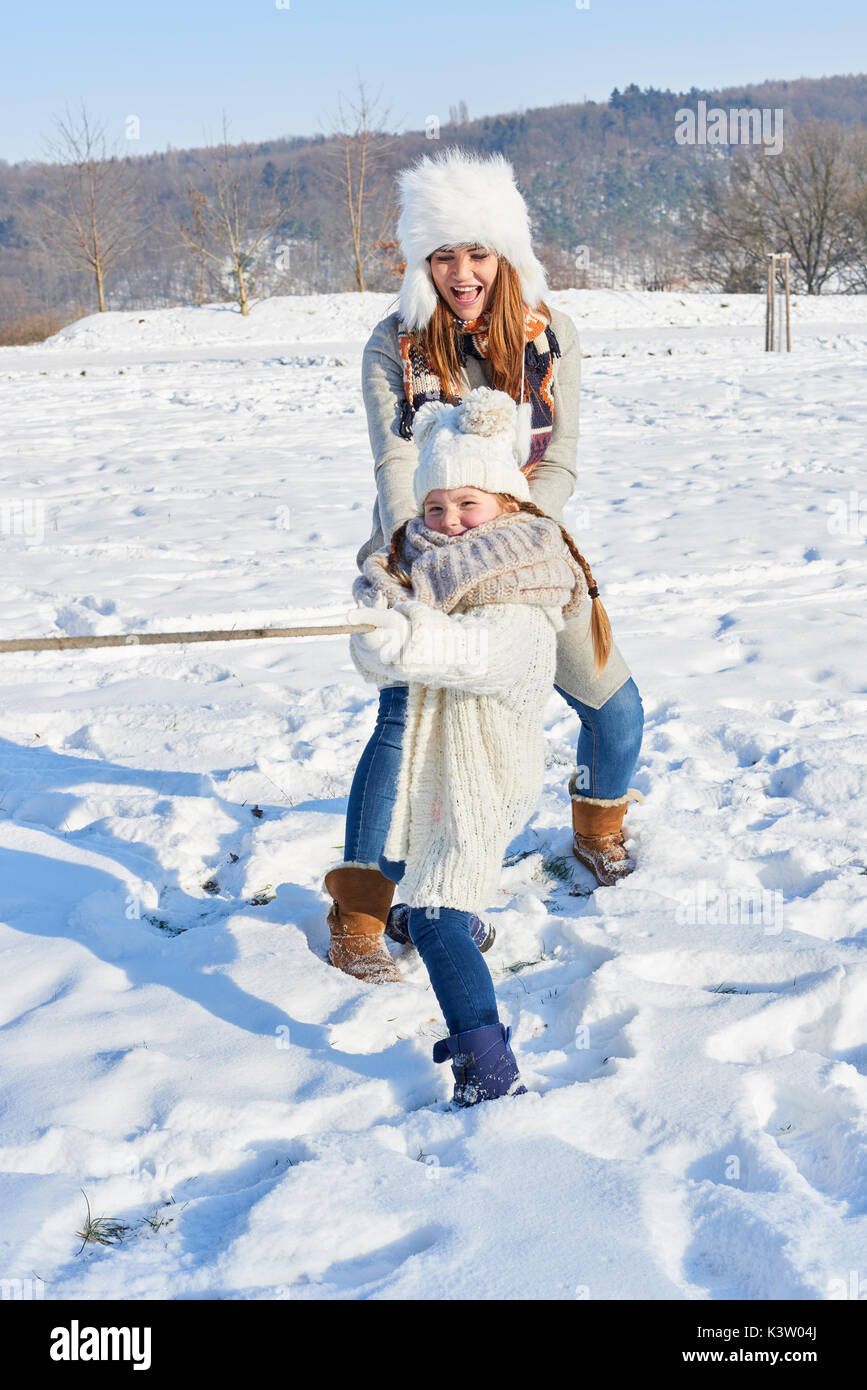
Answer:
[{"xmin": 325, "ymin": 147, "xmax": 644, "ymax": 985}]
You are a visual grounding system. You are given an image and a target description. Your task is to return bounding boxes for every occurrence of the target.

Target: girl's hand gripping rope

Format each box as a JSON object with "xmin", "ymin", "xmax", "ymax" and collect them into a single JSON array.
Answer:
[{"xmin": 346, "ymin": 595, "xmax": 411, "ymax": 661}]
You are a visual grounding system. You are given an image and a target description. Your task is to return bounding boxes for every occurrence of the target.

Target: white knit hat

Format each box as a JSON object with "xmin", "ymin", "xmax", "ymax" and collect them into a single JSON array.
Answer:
[
  {"xmin": 412, "ymin": 387, "xmax": 531, "ymax": 509},
  {"xmin": 396, "ymin": 147, "xmax": 549, "ymax": 333}
]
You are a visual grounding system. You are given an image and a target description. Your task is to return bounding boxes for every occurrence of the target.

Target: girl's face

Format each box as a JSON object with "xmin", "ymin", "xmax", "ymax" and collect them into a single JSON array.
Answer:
[
  {"xmin": 423, "ymin": 487, "xmax": 518, "ymax": 536},
  {"xmin": 429, "ymin": 244, "xmax": 499, "ymax": 319}
]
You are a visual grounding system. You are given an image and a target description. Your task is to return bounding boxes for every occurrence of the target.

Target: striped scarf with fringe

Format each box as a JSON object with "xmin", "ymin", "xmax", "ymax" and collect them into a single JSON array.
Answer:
[{"xmin": 397, "ymin": 306, "xmax": 561, "ymax": 473}]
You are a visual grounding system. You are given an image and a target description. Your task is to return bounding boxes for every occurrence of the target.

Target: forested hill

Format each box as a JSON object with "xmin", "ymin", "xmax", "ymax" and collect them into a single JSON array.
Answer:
[{"xmin": 1, "ymin": 72, "xmax": 865, "ymax": 334}]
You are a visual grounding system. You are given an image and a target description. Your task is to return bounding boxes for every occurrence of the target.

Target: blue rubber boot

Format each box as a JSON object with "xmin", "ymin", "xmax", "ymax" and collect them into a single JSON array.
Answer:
[
  {"xmin": 432, "ymin": 1023, "xmax": 527, "ymax": 1106},
  {"xmin": 386, "ymin": 902, "xmax": 495, "ymax": 953}
]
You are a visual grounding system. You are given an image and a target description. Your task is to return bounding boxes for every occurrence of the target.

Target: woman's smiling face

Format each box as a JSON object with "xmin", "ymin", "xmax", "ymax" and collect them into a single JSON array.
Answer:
[{"xmin": 429, "ymin": 244, "xmax": 499, "ymax": 318}]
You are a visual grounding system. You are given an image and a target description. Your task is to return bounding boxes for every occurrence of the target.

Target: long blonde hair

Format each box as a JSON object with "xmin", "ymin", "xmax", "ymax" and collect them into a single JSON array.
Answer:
[{"xmin": 383, "ymin": 496, "xmax": 612, "ymax": 676}]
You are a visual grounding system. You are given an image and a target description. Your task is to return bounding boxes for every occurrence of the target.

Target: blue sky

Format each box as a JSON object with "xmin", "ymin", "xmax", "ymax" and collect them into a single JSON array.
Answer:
[{"xmin": 2, "ymin": 0, "xmax": 864, "ymax": 164}]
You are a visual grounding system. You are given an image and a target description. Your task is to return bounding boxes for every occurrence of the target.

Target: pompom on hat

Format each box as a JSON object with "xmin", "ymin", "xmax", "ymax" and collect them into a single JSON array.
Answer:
[
  {"xmin": 396, "ymin": 147, "xmax": 549, "ymax": 333},
  {"xmin": 412, "ymin": 386, "xmax": 531, "ymax": 509}
]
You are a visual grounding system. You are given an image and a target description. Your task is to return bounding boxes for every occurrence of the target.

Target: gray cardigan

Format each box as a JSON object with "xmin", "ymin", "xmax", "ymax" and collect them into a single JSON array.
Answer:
[{"xmin": 356, "ymin": 304, "xmax": 581, "ymax": 569}]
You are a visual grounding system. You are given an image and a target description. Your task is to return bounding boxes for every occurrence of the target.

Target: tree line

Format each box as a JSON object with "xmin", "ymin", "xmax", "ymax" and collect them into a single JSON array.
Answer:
[{"xmin": 1, "ymin": 74, "xmax": 866, "ymax": 341}]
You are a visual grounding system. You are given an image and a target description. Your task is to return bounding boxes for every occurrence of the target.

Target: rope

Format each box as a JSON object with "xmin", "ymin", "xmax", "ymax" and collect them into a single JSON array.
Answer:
[{"xmin": 0, "ymin": 622, "xmax": 376, "ymax": 655}]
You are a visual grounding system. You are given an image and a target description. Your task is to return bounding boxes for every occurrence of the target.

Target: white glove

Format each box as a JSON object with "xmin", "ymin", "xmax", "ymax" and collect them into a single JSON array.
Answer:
[{"xmin": 346, "ymin": 602, "xmax": 411, "ymax": 661}]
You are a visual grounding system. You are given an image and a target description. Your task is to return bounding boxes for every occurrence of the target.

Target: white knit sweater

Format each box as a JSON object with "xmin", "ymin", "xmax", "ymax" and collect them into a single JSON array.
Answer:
[
  {"xmin": 347, "ymin": 512, "xmax": 584, "ymax": 915},
  {"xmin": 351, "ymin": 598, "xmax": 563, "ymax": 915}
]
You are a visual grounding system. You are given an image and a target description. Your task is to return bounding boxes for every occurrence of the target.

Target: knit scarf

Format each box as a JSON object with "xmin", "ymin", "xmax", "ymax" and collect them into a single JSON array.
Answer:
[
  {"xmin": 352, "ymin": 509, "xmax": 586, "ymax": 620},
  {"xmin": 397, "ymin": 306, "xmax": 561, "ymax": 473}
]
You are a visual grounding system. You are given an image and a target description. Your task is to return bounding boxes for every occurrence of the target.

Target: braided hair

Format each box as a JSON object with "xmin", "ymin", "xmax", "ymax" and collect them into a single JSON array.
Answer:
[
  {"xmin": 383, "ymin": 494, "xmax": 612, "ymax": 674},
  {"xmin": 383, "ymin": 519, "xmax": 414, "ymax": 589}
]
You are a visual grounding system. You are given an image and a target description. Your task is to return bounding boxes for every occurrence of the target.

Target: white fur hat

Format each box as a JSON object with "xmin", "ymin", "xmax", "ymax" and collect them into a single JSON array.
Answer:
[
  {"xmin": 396, "ymin": 147, "xmax": 549, "ymax": 332},
  {"xmin": 412, "ymin": 387, "xmax": 531, "ymax": 509}
]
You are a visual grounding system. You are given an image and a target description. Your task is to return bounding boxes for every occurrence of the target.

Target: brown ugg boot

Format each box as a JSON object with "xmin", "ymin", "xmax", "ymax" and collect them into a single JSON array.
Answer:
[
  {"xmin": 324, "ymin": 862, "xmax": 402, "ymax": 984},
  {"xmin": 569, "ymin": 781, "xmax": 644, "ymax": 887}
]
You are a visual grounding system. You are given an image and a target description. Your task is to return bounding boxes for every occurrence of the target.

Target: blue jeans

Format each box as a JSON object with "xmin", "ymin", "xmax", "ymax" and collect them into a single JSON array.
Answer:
[
  {"xmin": 344, "ymin": 684, "xmax": 410, "ymax": 868},
  {"xmin": 342, "ymin": 677, "xmax": 644, "ymax": 1036},
  {"xmin": 554, "ymin": 677, "xmax": 644, "ymax": 800},
  {"xmin": 407, "ymin": 907, "xmax": 499, "ymax": 1035}
]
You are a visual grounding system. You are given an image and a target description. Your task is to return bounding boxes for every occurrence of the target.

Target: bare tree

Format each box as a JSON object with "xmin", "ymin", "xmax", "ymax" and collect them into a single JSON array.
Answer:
[
  {"xmin": 686, "ymin": 171, "xmax": 767, "ymax": 292},
  {"xmin": 321, "ymin": 81, "xmax": 397, "ymax": 291},
  {"xmin": 841, "ymin": 126, "xmax": 867, "ymax": 291},
  {"xmin": 185, "ymin": 184, "xmax": 209, "ymax": 307},
  {"xmin": 18, "ymin": 103, "xmax": 143, "ymax": 312},
  {"xmin": 690, "ymin": 118, "xmax": 859, "ymax": 294},
  {"xmin": 369, "ymin": 236, "xmax": 405, "ymax": 282},
  {"xmin": 166, "ymin": 117, "xmax": 295, "ymax": 315}
]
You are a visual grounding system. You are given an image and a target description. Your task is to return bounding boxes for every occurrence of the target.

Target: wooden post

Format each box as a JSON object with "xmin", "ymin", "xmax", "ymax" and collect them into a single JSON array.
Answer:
[
  {"xmin": 765, "ymin": 252, "xmax": 792, "ymax": 352},
  {"xmin": 766, "ymin": 255, "xmax": 775, "ymax": 352}
]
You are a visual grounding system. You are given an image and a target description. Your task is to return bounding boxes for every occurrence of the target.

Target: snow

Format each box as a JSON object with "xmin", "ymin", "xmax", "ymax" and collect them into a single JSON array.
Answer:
[{"xmin": 1, "ymin": 289, "xmax": 866, "ymax": 1301}]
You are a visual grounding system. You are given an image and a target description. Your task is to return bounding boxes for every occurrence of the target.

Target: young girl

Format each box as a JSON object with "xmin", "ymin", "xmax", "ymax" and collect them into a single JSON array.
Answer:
[{"xmin": 336, "ymin": 385, "xmax": 613, "ymax": 1106}]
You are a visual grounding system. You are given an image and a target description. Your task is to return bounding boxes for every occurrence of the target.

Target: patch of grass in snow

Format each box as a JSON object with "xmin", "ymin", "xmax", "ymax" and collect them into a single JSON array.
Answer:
[
  {"xmin": 250, "ymin": 884, "xmax": 276, "ymax": 905},
  {"xmin": 76, "ymin": 1191, "xmax": 192, "ymax": 1253},
  {"xmin": 74, "ymin": 1190, "xmax": 133, "ymax": 1254},
  {"xmin": 544, "ymin": 748, "xmax": 573, "ymax": 768},
  {"xmin": 139, "ymin": 1208, "xmax": 175, "ymax": 1233},
  {"xmin": 139, "ymin": 1197, "xmax": 189, "ymax": 1233},
  {"xmin": 505, "ymin": 950, "xmax": 552, "ymax": 975},
  {"xmin": 502, "ymin": 846, "xmax": 538, "ymax": 868},
  {"xmin": 540, "ymin": 853, "xmax": 572, "ymax": 883},
  {"xmin": 143, "ymin": 913, "xmax": 186, "ymax": 937}
]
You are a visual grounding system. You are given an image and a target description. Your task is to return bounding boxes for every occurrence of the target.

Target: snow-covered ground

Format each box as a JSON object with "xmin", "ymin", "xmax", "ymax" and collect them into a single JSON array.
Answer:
[{"xmin": 1, "ymin": 289, "xmax": 866, "ymax": 1301}]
